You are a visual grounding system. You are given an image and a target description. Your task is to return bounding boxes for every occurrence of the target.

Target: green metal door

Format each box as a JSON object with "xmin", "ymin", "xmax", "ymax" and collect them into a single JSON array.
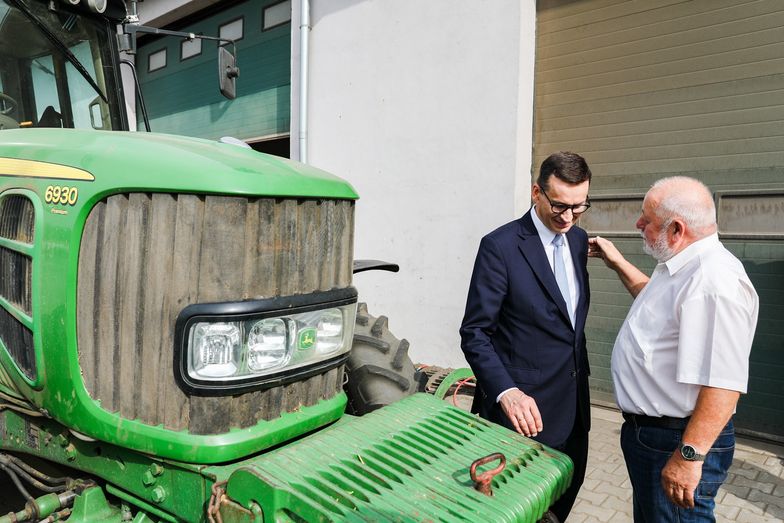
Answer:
[
  {"xmin": 534, "ymin": 0, "xmax": 784, "ymax": 441},
  {"xmin": 136, "ymin": 0, "xmax": 291, "ymax": 142}
]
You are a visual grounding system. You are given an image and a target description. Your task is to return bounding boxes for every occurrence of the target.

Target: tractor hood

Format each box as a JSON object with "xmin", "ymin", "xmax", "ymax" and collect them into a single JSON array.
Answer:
[
  {"xmin": 0, "ymin": 127, "xmax": 358, "ymax": 465},
  {"xmin": 0, "ymin": 129, "xmax": 358, "ymax": 201}
]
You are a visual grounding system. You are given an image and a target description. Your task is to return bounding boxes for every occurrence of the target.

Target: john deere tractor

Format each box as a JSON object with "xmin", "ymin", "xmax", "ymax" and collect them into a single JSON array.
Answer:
[{"xmin": 0, "ymin": 0, "xmax": 572, "ymax": 520}]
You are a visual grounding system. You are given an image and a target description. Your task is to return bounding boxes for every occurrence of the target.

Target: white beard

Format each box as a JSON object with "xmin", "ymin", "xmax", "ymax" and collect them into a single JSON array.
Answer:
[{"xmin": 642, "ymin": 228, "xmax": 675, "ymax": 262}]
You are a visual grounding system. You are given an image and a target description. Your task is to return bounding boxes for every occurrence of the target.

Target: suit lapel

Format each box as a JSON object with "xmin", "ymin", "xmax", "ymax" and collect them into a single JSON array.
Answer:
[
  {"xmin": 516, "ymin": 211, "xmax": 573, "ymax": 328},
  {"xmin": 567, "ymin": 226, "xmax": 587, "ymax": 334}
]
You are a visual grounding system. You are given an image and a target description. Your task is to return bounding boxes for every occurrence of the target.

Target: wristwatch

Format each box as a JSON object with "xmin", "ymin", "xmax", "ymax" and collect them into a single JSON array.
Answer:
[{"xmin": 679, "ymin": 443, "xmax": 706, "ymax": 462}]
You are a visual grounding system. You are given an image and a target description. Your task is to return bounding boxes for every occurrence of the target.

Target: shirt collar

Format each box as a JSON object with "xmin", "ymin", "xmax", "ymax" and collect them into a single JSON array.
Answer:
[
  {"xmin": 663, "ymin": 233, "xmax": 720, "ymax": 275},
  {"xmin": 530, "ymin": 206, "xmax": 558, "ymax": 247}
]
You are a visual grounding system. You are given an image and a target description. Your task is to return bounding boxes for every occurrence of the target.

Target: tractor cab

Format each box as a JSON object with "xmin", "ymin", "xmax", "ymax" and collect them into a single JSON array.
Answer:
[{"xmin": 0, "ymin": 0, "xmax": 126, "ymax": 131}]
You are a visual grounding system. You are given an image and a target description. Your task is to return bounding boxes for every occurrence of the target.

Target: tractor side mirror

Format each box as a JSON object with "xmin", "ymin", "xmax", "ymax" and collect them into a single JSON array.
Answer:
[
  {"xmin": 219, "ymin": 47, "xmax": 240, "ymax": 100},
  {"xmin": 120, "ymin": 25, "xmax": 240, "ymax": 101}
]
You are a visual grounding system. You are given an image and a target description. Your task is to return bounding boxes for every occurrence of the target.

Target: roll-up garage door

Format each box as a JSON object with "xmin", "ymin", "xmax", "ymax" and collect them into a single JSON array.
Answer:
[
  {"xmin": 136, "ymin": 0, "xmax": 292, "ymax": 142},
  {"xmin": 534, "ymin": 0, "xmax": 784, "ymax": 441}
]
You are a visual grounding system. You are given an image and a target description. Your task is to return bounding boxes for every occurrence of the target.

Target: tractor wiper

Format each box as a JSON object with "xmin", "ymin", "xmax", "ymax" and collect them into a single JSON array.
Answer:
[{"xmin": 11, "ymin": 0, "xmax": 108, "ymax": 103}]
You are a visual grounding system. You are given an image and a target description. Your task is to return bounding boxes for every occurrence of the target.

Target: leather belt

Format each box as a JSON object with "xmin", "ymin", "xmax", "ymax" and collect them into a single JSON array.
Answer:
[{"xmin": 622, "ymin": 412, "xmax": 690, "ymax": 430}]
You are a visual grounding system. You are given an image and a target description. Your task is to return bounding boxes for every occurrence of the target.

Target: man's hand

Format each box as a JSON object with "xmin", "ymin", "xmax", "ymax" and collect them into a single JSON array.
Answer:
[
  {"xmin": 588, "ymin": 236, "xmax": 625, "ymax": 268},
  {"xmin": 660, "ymin": 386, "xmax": 739, "ymax": 509},
  {"xmin": 498, "ymin": 388, "xmax": 543, "ymax": 437},
  {"xmin": 661, "ymin": 451, "xmax": 703, "ymax": 509},
  {"xmin": 588, "ymin": 236, "xmax": 649, "ymax": 297}
]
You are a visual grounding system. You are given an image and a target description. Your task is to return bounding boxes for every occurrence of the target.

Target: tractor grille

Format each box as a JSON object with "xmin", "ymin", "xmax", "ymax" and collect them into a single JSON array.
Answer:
[
  {"xmin": 0, "ymin": 247, "xmax": 31, "ymax": 315},
  {"xmin": 0, "ymin": 195, "xmax": 34, "ymax": 378},
  {"xmin": 0, "ymin": 306, "xmax": 34, "ymax": 378},
  {"xmin": 0, "ymin": 194, "xmax": 35, "ymax": 245},
  {"xmin": 227, "ymin": 394, "xmax": 573, "ymax": 522},
  {"xmin": 77, "ymin": 193, "xmax": 354, "ymax": 433}
]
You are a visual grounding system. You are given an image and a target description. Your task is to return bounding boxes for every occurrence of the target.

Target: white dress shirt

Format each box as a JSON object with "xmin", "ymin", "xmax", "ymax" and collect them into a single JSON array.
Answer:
[
  {"xmin": 611, "ymin": 233, "xmax": 759, "ymax": 418},
  {"xmin": 530, "ymin": 207, "xmax": 579, "ymax": 321}
]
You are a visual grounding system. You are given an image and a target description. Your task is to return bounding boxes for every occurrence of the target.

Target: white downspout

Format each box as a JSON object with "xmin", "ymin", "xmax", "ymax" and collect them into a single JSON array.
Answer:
[{"xmin": 299, "ymin": 0, "xmax": 310, "ymax": 164}]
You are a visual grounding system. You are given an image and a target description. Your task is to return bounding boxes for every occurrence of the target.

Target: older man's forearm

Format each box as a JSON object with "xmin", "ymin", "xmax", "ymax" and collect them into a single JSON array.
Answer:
[
  {"xmin": 612, "ymin": 258, "xmax": 649, "ymax": 298},
  {"xmin": 682, "ymin": 386, "xmax": 741, "ymax": 453}
]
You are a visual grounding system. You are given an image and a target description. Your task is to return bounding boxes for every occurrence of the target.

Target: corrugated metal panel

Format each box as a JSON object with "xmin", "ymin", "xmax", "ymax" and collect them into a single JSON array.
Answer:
[
  {"xmin": 226, "ymin": 393, "xmax": 573, "ymax": 522},
  {"xmin": 77, "ymin": 193, "xmax": 354, "ymax": 433},
  {"xmin": 535, "ymin": 0, "xmax": 784, "ymax": 439}
]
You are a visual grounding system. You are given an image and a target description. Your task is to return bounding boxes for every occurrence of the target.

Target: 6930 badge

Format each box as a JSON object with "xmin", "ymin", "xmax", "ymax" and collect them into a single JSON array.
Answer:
[{"xmin": 44, "ymin": 185, "xmax": 78, "ymax": 206}]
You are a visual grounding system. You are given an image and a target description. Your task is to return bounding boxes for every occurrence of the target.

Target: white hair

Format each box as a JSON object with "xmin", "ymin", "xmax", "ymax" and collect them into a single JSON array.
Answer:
[{"xmin": 650, "ymin": 176, "xmax": 716, "ymax": 234}]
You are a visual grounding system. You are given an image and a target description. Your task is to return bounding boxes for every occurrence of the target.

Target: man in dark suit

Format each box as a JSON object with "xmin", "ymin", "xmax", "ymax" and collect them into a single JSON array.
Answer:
[{"xmin": 460, "ymin": 151, "xmax": 593, "ymax": 521}]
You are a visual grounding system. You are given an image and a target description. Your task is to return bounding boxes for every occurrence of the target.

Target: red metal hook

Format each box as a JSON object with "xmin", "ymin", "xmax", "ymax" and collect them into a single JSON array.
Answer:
[{"xmin": 469, "ymin": 452, "xmax": 506, "ymax": 496}]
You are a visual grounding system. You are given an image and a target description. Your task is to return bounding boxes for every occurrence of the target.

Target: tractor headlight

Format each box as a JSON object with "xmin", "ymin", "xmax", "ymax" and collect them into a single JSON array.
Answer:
[
  {"xmin": 189, "ymin": 323, "xmax": 241, "ymax": 378},
  {"xmin": 246, "ymin": 318, "xmax": 289, "ymax": 371},
  {"xmin": 175, "ymin": 288, "xmax": 357, "ymax": 395}
]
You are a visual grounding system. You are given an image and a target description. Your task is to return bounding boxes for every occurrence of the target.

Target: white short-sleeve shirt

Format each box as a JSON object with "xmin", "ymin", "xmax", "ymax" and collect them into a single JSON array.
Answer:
[{"xmin": 611, "ymin": 234, "xmax": 759, "ymax": 418}]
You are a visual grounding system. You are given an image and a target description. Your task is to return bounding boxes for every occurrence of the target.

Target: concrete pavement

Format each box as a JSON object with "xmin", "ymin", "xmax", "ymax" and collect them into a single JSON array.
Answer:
[{"xmin": 570, "ymin": 406, "xmax": 784, "ymax": 522}]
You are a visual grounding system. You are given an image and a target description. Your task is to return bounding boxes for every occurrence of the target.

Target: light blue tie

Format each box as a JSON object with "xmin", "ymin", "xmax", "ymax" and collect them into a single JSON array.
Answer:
[{"xmin": 553, "ymin": 234, "xmax": 575, "ymax": 326}]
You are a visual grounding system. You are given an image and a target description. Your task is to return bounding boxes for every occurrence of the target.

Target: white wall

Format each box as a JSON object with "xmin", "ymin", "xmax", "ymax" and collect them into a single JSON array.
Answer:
[{"xmin": 301, "ymin": 1, "xmax": 537, "ymax": 368}]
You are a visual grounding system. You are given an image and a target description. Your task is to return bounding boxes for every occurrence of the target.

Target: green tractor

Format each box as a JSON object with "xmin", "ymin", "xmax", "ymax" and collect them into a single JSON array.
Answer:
[{"xmin": 0, "ymin": 0, "xmax": 572, "ymax": 520}]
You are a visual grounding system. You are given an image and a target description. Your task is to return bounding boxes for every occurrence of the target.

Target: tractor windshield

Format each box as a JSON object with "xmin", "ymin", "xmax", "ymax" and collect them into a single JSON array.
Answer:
[{"xmin": 0, "ymin": 0, "xmax": 125, "ymax": 131}]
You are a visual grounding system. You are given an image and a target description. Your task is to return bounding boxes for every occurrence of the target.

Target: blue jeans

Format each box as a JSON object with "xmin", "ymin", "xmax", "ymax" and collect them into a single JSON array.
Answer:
[{"xmin": 620, "ymin": 418, "xmax": 735, "ymax": 522}]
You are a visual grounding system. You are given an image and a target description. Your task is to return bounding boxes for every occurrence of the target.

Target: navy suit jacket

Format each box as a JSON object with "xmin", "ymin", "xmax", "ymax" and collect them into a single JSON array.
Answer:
[{"xmin": 460, "ymin": 210, "xmax": 591, "ymax": 448}]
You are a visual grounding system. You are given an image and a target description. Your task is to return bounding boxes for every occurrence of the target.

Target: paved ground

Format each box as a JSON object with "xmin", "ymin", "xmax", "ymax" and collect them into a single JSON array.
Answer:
[{"xmin": 570, "ymin": 406, "xmax": 784, "ymax": 522}]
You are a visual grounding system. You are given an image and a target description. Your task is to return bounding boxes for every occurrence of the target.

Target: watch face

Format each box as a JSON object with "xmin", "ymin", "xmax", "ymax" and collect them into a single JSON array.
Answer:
[{"xmin": 681, "ymin": 445, "xmax": 696, "ymax": 460}]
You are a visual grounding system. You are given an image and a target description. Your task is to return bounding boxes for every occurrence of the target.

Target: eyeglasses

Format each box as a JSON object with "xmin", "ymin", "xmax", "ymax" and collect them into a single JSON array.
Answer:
[{"xmin": 541, "ymin": 190, "xmax": 591, "ymax": 216}]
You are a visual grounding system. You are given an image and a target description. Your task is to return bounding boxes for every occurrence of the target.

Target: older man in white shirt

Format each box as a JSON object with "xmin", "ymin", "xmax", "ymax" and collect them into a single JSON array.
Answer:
[{"xmin": 589, "ymin": 176, "xmax": 758, "ymax": 522}]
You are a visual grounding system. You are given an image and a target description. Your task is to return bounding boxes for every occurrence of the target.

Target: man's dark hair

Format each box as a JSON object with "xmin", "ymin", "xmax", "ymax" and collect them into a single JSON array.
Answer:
[{"xmin": 537, "ymin": 151, "xmax": 592, "ymax": 192}]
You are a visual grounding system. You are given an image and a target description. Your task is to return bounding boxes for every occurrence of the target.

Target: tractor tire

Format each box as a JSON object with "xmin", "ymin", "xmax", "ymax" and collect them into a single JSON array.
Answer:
[{"xmin": 344, "ymin": 303, "xmax": 425, "ymax": 415}]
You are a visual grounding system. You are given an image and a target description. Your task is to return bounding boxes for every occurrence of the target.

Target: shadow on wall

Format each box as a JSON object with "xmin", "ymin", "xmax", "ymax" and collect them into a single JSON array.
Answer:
[
  {"xmin": 210, "ymin": 98, "xmax": 232, "ymax": 123},
  {"xmin": 736, "ymin": 259, "xmax": 784, "ymax": 440},
  {"xmin": 309, "ymin": 0, "xmax": 369, "ymax": 26}
]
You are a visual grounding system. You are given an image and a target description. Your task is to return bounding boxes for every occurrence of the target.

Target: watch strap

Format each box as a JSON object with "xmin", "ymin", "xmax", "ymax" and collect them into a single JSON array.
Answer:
[{"xmin": 679, "ymin": 443, "xmax": 706, "ymax": 462}]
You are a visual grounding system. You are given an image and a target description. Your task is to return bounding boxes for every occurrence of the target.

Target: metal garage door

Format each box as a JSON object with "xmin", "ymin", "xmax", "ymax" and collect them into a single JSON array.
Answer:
[
  {"xmin": 534, "ymin": 0, "xmax": 784, "ymax": 441},
  {"xmin": 136, "ymin": 0, "xmax": 291, "ymax": 142}
]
